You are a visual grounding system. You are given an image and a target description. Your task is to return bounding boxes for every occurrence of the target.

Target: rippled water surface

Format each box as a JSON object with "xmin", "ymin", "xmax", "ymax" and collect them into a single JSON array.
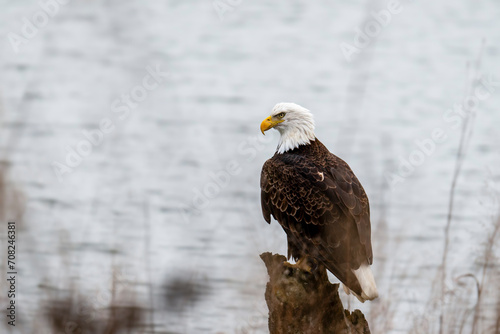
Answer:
[{"xmin": 1, "ymin": 0, "xmax": 500, "ymax": 333}]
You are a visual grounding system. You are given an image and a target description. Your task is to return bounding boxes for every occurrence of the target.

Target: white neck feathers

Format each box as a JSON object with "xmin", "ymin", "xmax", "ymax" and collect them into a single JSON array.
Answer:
[{"xmin": 277, "ymin": 127, "xmax": 315, "ymax": 154}]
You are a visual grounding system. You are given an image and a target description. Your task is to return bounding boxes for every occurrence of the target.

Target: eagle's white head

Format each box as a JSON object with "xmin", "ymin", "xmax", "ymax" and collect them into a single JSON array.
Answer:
[{"xmin": 260, "ymin": 102, "xmax": 316, "ymax": 154}]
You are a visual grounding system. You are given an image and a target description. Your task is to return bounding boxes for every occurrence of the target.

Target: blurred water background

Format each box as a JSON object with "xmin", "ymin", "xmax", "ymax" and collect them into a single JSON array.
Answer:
[{"xmin": 0, "ymin": 0, "xmax": 500, "ymax": 333}]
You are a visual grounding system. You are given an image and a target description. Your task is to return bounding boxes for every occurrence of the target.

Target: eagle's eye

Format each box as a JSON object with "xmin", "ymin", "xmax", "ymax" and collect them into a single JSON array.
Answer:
[{"xmin": 277, "ymin": 112, "xmax": 286, "ymax": 119}]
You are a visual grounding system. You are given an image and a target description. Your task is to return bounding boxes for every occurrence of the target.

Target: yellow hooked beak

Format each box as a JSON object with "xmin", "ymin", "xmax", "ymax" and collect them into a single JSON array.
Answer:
[{"xmin": 260, "ymin": 116, "xmax": 283, "ymax": 135}]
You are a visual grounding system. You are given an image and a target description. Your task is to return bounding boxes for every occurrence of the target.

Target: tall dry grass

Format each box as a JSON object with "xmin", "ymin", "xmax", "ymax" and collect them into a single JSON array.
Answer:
[
  {"xmin": 437, "ymin": 44, "xmax": 484, "ymax": 334},
  {"xmin": 409, "ymin": 42, "xmax": 500, "ymax": 334}
]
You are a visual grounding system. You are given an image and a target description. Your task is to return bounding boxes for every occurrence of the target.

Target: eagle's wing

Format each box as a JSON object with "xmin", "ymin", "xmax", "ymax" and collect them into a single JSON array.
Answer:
[
  {"xmin": 260, "ymin": 153, "xmax": 372, "ymax": 290},
  {"xmin": 325, "ymin": 156, "xmax": 373, "ymax": 264}
]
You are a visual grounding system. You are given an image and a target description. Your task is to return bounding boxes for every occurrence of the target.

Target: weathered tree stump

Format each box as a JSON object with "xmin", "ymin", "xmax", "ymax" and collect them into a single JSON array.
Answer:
[{"xmin": 260, "ymin": 252, "xmax": 371, "ymax": 334}]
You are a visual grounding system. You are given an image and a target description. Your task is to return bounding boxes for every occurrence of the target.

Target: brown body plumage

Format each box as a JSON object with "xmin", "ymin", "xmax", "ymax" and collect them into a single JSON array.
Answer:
[{"xmin": 260, "ymin": 138, "xmax": 373, "ymax": 297}]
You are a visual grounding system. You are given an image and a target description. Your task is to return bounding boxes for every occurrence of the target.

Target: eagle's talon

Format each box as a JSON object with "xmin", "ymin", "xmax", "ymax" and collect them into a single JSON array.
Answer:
[
  {"xmin": 296, "ymin": 257, "xmax": 313, "ymax": 273},
  {"xmin": 283, "ymin": 258, "xmax": 313, "ymax": 274}
]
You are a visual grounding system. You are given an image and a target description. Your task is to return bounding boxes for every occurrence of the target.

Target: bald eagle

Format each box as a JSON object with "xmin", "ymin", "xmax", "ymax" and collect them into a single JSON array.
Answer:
[{"xmin": 260, "ymin": 103, "xmax": 378, "ymax": 302}]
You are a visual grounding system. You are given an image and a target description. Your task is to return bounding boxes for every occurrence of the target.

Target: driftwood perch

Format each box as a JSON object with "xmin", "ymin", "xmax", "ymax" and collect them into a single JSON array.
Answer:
[{"xmin": 260, "ymin": 252, "xmax": 371, "ymax": 334}]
